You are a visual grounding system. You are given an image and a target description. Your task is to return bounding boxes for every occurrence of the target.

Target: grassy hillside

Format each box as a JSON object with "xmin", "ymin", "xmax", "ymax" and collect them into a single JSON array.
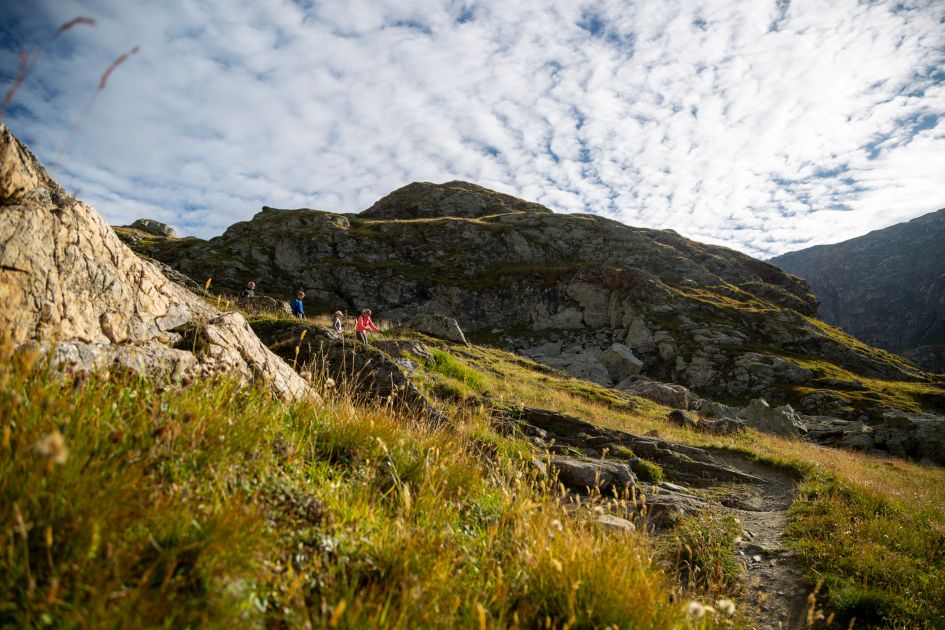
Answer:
[{"xmin": 3, "ymin": 316, "xmax": 945, "ymax": 628}]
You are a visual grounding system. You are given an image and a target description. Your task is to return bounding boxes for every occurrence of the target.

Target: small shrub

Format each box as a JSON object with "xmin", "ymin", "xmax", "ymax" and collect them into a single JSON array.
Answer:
[{"xmin": 630, "ymin": 458, "xmax": 665, "ymax": 483}]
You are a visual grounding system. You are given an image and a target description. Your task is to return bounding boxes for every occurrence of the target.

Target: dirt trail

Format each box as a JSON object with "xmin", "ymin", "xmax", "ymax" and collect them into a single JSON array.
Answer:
[
  {"xmin": 499, "ymin": 407, "xmax": 818, "ymax": 629},
  {"xmin": 708, "ymin": 451, "xmax": 813, "ymax": 630}
]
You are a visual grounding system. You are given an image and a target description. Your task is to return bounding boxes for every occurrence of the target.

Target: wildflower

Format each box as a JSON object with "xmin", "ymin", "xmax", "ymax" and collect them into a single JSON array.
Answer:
[
  {"xmin": 35, "ymin": 430, "xmax": 68, "ymax": 464},
  {"xmin": 550, "ymin": 519, "xmax": 564, "ymax": 532},
  {"xmin": 716, "ymin": 599, "xmax": 736, "ymax": 616},
  {"xmin": 324, "ymin": 377, "xmax": 336, "ymax": 388},
  {"xmin": 687, "ymin": 601, "xmax": 716, "ymax": 619}
]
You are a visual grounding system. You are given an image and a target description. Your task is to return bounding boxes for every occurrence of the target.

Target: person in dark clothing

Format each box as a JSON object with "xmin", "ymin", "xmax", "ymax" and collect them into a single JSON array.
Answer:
[
  {"xmin": 240, "ymin": 281, "xmax": 256, "ymax": 298},
  {"xmin": 291, "ymin": 291, "xmax": 305, "ymax": 318}
]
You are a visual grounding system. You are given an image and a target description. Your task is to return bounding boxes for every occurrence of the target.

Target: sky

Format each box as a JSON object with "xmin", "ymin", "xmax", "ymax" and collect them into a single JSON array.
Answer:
[{"xmin": 1, "ymin": 0, "xmax": 943, "ymax": 258}]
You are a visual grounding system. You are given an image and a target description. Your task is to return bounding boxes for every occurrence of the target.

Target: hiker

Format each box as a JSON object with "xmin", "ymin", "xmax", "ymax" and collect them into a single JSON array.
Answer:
[
  {"xmin": 355, "ymin": 308, "xmax": 380, "ymax": 345},
  {"xmin": 332, "ymin": 311, "xmax": 344, "ymax": 337},
  {"xmin": 240, "ymin": 281, "xmax": 255, "ymax": 298},
  {"xmin": 291, "ymin": 291, "xmax": 305, "ymax": 318}
]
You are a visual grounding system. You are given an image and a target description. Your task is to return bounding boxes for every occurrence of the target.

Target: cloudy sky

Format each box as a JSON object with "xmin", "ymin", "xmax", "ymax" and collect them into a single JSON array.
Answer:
[{"xmin": 2, "ymin": 0, "xmax": 943, "ymax": 258}]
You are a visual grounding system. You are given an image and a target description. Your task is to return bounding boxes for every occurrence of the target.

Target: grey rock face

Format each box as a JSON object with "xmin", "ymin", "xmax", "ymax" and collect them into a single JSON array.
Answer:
[
  {"xmin": 872, "ymin": 411, "xmax": 945, "ymax": 465},
  {"xmin": 409, "ymin": 314, "xmax": 468, "ymax": 344},
  {"xmin": 745, "ymin": 399, "xmax": 808, "ymax": 437},
  {"xmin": 129, "ymin": 218, "xmax": 177, "ymax": 238},
  {"xmin": 113, "ymin": 172, "xmax": 944, "ymax": 454},
  {"xmin": 0, "ymin": 124, "xmax": 312, "ymax": 401},
  {"xmin": 361, "ymin": 180, "xmax": 553, "ymax": 220}
]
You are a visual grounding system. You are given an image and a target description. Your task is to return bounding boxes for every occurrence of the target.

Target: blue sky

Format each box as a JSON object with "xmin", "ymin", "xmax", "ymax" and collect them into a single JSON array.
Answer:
[{"xmin": 2, "ymin": 0, "xmax": 943, "ymax": 258}]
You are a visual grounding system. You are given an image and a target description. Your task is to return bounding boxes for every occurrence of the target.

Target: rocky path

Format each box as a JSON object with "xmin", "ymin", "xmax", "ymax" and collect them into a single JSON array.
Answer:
[
  {"xmin": 497, "ymin": 407, "xmax": 817, "ymax": 629},
  {"xmin": 708, "ymin": 451, "xmax": 812, "ymax": 629}
]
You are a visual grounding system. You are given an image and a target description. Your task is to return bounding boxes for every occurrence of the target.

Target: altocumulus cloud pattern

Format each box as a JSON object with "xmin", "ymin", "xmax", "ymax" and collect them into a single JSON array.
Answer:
[{"xmin": 2, "ymin": 0, "xmax": 943, "ymax": 257}]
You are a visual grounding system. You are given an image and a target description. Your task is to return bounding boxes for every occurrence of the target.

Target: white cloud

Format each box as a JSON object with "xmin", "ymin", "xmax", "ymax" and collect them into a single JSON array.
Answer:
[{"xmin": 2, "ymin": 0, "xmax": 943, "ymax": 258}]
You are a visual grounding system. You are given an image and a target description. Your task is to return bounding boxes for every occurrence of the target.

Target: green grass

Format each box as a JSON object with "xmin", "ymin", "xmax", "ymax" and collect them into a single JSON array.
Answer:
[
  {"xmin": 785, "ymin": 355, "xmax": 945, "ymax": 413},
  {"xmin": 787, "ymin": 474, "xmax": 945, "ymax": 628},
  {"xmin": 398, "ymin": 337, "xmax": 945, "ymax": 627},
  {"xmin": 671, "ymin": 514, "xmax": 743, "ymax": 595},
  {"xmin": 630, "ymin": 457, "xmax": 666, "ymax": 483},
  {"xmin": 0, "ymin": 347, "xmax": 700, "ymax": 629},
  {"xmin": 5, "ymin": 322, "xmax": 945, "ymax": 628}
]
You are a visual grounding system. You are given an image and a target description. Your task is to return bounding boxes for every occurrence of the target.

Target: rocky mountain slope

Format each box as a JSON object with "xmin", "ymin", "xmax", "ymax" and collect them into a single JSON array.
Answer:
[
  {"xmin": 0, "ymin": 124, "xmax": 311, "ymax": 400},
  {"xmin": 770, "ymin": 208, "xmax": 945, "ymax": 373},
  {"xmin": 116, "ymin": 181, "xmax": 944, "ymax": 436}
]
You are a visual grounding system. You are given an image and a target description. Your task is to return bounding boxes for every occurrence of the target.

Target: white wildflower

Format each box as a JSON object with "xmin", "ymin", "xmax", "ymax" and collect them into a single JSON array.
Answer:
[
  {"xmin": 716, "ymin": 599, "xmax": 736, "ymax": 616},
  {"xmin": 687, "ymin": 601, "xmax": 715, "ymax": 618},
  {"xmin": 35, "ymin": 430, "xmax": 69, "ymax": 465},
  {"xmin": 687, "ymin": 602, "xmax": 706, "ymax": 619}
]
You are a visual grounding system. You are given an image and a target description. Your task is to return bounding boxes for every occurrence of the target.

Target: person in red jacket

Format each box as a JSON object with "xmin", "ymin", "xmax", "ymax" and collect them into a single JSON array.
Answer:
[{"xmin": 355, "ymin": 308, "xmax": 380, "ymax": 346}]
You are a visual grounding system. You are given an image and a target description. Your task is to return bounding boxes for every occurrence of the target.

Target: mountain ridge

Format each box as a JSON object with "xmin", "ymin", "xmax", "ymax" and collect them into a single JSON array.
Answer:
[{"xmin": 771, "ymin": 207, "xmax": 945, "ymax": 373}]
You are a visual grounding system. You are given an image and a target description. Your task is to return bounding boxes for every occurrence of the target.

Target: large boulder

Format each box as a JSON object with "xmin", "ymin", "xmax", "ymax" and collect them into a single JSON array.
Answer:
[
  {"xmin": 548, "ymin": 456, "xmax": 635, "ymax": 494},
  {"xmin": 804, "ymin": 416, "xmax": 875, "ymax": 451},
  {"xmin": 600, "ymin": 343, "xmax": 644, "ymax": 382},
  {"xmin": 409, "ymin": 314, "xmax": 468, "ymax": 344},
  {"xmin": 0, "ymin": 124, "xmax": 312, "ymax": 401},
  {"xmin": 744, "ymin": 399, "xmax": 808, "ymax": 437},
  {"xmin": 621, "ymin": 379, "xmax": 690, "ymax": 409}
]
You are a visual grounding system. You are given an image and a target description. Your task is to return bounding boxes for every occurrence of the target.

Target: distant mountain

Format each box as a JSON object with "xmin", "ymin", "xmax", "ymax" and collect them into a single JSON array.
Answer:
[{"xmin": 770, "ymin": 208, "xmax": 945, "ymax": 373}]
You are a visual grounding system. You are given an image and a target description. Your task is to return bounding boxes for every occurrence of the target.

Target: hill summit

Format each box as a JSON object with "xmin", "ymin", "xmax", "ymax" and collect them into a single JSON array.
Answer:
[{"xmin": 361, "ymin": 180, "xmax": 554, "ymax": 219}]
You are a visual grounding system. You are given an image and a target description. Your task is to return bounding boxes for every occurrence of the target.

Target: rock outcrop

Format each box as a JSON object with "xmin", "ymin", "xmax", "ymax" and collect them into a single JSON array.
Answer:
[
  {"xmin": 497, "ymin": 405, "xmax": 760, "ymax": 525},
  {"xmin": 770, "ymin": 208, "xmax": 945, "ymax": 373},
  {"xmin": 112, "ymin": 180, "xmax": 945, "ymax": 462},
  {"xmin": 129, "ymin": 218, "xmax": 177, "ymax": 238},
  {"xmin": 0, "ymin": 124, "xmax": 312, "ymax": 401},
  {"xmin": 248, "ymin": 320, "xmax": 445, "ymax": 422},
  {"xmin": 408, "ymin": 314, "xmax": 468, "ymax": 345},
  {"xmin": 744, "ymin": 399, "xmax": 808, "ymax": 437},
  {"xmin": 621, "ymin": 380, "xmax": 691, "ymax": 409}
]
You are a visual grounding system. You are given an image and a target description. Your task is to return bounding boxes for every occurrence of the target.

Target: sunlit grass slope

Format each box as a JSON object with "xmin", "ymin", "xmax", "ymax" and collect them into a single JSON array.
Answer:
[
  {"xmin": 4, "ymin": 313, "xmax": 945, "ymax": 628},
  {"xmin": 387, "ymin": 329, "xmax": 945, "ymax": 628},
  {"xmin": 1, "ymin": 346, "xmax": 697, "ymax": 629}
]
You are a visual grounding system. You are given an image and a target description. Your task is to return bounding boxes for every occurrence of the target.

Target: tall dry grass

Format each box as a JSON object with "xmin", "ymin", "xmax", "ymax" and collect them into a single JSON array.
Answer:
[{"xmin": 0, "ymin": 340, "xmax": 713, "ymax": 628}]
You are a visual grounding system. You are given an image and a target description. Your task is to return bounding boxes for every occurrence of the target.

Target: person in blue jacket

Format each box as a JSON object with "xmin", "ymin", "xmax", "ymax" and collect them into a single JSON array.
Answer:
[{"xmin": 291, "ymin": 290, "xmax": 305, "ymax": 318}]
